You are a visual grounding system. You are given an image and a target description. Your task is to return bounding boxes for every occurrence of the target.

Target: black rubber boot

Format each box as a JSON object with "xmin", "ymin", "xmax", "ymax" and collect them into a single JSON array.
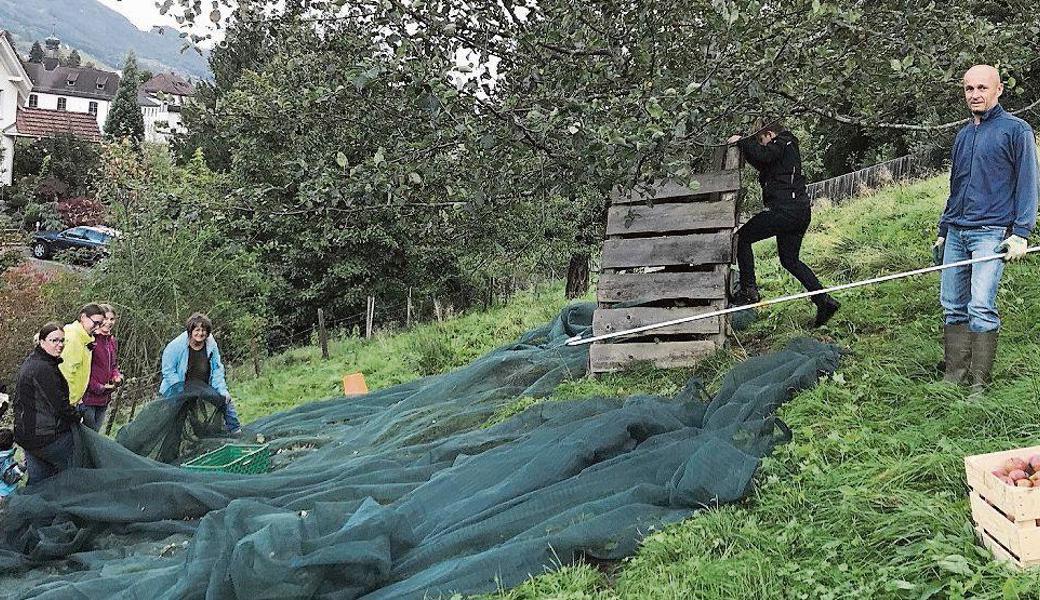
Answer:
[
  {"xmin": 969, "ymin": 330, "xmax": 999, "ymax": 393},
  {"xmin": 733, "ymin": 284, "xmax": 760, "ymax": 306},
  {"xmin": 811, "ymin": 295, "xmax": 840, "ymax": 328},
  {"xmin": 942, "ymin": 323, "xmax": 972, "ymax": 384}
]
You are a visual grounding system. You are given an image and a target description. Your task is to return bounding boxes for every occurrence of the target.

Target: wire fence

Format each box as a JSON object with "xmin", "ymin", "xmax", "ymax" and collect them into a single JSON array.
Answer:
[{"xmin": 807, "ymin": 152, "xmax": 944, "ymax": 205}]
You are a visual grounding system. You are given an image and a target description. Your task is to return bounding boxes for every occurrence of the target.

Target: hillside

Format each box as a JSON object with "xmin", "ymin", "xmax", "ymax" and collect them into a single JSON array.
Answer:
[
  {"xmin": 0, "ymin": 0, "xmax": 210, "ymax": 79},
  {"xmin": 229, "ymin": 173, "xmax": 1040, "ymax": 598}
]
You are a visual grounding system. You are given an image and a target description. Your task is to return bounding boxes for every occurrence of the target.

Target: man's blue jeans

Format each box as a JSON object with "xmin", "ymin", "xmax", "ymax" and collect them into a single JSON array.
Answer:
[{"xmin": 940, "ymin": 226, "xmax": 1006, "ymax": 333}]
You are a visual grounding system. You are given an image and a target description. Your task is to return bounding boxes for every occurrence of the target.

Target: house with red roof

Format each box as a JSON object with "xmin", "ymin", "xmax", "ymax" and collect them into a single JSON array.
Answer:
[{"xmin": 139, "ymin": 71, "xmax": 195, "ymax": 143}]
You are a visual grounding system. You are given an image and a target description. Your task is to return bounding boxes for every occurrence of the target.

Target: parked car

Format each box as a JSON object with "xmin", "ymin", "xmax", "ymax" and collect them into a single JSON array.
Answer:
[{"xmin": 30, "ymin": 226, "xmax": 120, "ymax": 261}]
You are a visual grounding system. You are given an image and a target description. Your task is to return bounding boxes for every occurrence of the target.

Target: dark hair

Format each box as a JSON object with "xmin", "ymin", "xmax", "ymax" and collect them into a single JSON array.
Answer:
[
  {"xmin": 38, "ymin": 321, "xmax": 63, "ymax": 344},
  {"xmin": 79, "ymin": 303, "xmax": 105, "ymax": 319},
  {"xmin": 98, "ymin": 303, "xmax": 116, "ymax": 317},
  {"xmin": 186, "ymin": 313, "xmax": 213, "ymax": 335},
  {"xmin": 758, "ymin": 118, "xmax": 785, "ymax": 135},
  {"xmin": 0, "ymin": 428, "xmax": 12, "ymax": 451}
]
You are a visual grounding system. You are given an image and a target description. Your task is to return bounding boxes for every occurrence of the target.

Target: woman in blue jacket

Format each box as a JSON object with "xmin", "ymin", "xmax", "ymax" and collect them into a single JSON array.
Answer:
[{"xmin": 159, "ymin": 313, "xmax": 241, "ymax": 435}]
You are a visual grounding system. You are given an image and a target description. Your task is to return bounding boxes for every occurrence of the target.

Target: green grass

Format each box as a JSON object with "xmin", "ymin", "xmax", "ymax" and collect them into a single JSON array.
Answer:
[
  {"xmin": 229, "ymin": 174, "xmax": 1040, "ymax": 599},
  {"xmin": 227, "ymin": 282, "xmax": 575, "ymax": 424}
]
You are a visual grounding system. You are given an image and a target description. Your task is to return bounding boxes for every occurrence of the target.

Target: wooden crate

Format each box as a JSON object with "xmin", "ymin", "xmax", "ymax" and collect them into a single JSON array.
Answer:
[
  {"xmin": 590, "ymin": 148, "xmax": 741, "ymax": 373},
  {"xmin": 964, "ymin": 444, "xmax": 1040, "ymax": 568}
]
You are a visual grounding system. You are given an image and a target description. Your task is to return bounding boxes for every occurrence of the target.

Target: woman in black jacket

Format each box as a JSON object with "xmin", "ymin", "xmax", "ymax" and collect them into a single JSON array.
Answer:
[{"xmin": 14, "ymin": 322, "xmax": 79, "ymax": 485}]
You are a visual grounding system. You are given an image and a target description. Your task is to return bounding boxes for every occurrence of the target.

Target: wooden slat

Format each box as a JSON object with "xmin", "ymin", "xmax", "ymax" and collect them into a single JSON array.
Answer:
[
  {"xmin": 970, "ymin": 491, "xmax": 1040, "ymax": 562},
  {"xmin": 593, "ymin": 306, "xmax": 720, "ymax": 336},
  {"xmin": 606, "ymin": 199, "xmax": 736, "ymax": 236},
  {"xmin": 597, "ymin": 271, "xmax": 726, "ymax": 304},
  {"xmin": 976, "ymin": 526, "xmax": 1040, "ymax": 569},
  {"xmin": 590, "ymin": 341, "xmax": 718, "ymax": 373},
  {"xmin": 611, "ymin": 171, "xmax": 742, "ymax": 204},
  {"xmin": 600, "ymin": 232, "xmax": 731, "ymax": 269}
]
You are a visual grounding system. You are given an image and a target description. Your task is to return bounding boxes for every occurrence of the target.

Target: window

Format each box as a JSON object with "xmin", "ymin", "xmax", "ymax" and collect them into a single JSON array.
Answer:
[
  {"xmin": 88, "ymin": 101, "xmax": 98, "ymax": 115},
  {"xmin": 57, "ymin": 97, "xmax": 67, "ymax": 111},
  {"xmin": 28, "ymin": 93, "xmax": 38, "ymax": 108}
]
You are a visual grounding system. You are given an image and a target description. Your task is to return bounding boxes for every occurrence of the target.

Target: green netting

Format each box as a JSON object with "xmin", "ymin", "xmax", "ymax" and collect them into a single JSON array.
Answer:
[{"xmin": 0, "ymin": 303, "xmax": 839, "ymax": 599}]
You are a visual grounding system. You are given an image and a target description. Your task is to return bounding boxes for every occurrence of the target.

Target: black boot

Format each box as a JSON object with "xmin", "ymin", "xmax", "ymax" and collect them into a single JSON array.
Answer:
[
  {"xmin": 942, "ymin": 323, "xmax": 972, "ymax": 384},
  {"xmin": 811, "ymin": 295, "xmax": 840, "ymax": 328},
  {"xmin": 733, "ymin": 284, "xmax": 760, "ymax": 306},
  {"xmin": 969, "ymin": 330, "xmax": 998, "ymax": 393}
]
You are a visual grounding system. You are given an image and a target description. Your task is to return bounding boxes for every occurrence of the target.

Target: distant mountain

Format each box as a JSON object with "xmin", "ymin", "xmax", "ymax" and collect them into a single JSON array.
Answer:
[{"xmin": 0, "ymin": 0, "xmax": 210, "ymax": 80}]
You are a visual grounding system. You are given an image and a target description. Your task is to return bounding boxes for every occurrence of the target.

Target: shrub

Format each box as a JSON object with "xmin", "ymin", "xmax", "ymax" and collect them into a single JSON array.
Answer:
[
  {"xmin": 57, "ymin": 196, "xmax": 107, "ymax": 227},
  {"xmin": 0, "ymin": 263, "xmax": 83, "ymax": 385}
]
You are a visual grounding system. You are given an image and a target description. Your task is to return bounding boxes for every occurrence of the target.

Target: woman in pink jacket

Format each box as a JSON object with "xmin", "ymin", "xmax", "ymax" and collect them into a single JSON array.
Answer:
[{"xmin": 80, "ymin": 304, "xmax": 123, "ymax": 431}]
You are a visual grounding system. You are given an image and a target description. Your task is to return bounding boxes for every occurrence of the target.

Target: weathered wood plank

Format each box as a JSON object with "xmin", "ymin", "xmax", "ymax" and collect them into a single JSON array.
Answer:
[
  {"xmin": 600, "ymin": 232, "xmax": 731, "ymax": 269},
  {"xmin": 589, "ymin": 341, "xmax": 718, "ymax": 373},
  {"xmin": 606, "ymin": 199, "xmax": 736, "ymax": 235},
  {"xmin": 611, "ymin": 171, "xmax": 741, "ymax": 205},
  {"xmin": 597, "ymin": 270, "xmax": 726, "ymax": 304},
  {"xmin": 593, "ymin": 307, "xmax": 720, "ymax": 336}
]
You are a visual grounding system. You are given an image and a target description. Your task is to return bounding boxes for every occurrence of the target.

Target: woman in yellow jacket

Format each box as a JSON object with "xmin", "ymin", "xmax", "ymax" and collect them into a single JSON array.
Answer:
[{"xmin": 59, "ymin": 303, "xmax": 106, "ymax": 405}]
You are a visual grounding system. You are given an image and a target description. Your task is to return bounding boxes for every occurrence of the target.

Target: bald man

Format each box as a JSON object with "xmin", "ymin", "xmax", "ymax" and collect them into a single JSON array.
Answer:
[{"xmin": 935, "ymin": 65, "xmax": 1038, "ymax": 390}]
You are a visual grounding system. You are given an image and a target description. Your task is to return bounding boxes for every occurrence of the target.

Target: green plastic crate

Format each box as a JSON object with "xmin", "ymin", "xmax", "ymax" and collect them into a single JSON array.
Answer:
[{"xmin": 182, "ymin": 444, "xmax": 271, "ymax": 474}]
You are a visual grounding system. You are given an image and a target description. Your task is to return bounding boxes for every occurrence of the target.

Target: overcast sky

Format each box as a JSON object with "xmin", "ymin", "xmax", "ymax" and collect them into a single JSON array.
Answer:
[{"xmin": 97, "ymin": 0, "xmax": 224, "ymax": 44}]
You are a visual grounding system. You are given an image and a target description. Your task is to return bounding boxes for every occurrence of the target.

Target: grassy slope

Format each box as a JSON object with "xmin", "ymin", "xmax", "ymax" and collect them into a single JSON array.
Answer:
[{"xmin": 231, "ymin": 175, "xmax": 1040, "ymax": 599}]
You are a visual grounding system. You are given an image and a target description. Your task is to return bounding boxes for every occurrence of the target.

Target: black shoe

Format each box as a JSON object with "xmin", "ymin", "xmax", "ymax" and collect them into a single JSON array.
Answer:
[
  {"xmin": 812, "ymin": 296, "xmax": 840, "ymax": 328},
  {"xmin": 733, "ymin": 285, "xmax": 760, "ymax": 306}
]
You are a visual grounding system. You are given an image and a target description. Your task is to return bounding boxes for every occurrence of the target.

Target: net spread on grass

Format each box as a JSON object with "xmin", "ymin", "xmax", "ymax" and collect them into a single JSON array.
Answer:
[{"xmin": 0, "ymin": 303, "xmax": 839, "ymax": 599}]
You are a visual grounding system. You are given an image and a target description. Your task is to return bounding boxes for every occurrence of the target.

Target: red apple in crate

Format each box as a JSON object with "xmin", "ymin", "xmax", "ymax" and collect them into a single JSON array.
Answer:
[
  {"xmin": 1009, "ymin": 469, "xmax": 1029, "ymax": 481},
  {"xmin": 1029, "ymin": 455, "xmax": 1040, "ymax": 472},
  {"xmin": 1017, "ymin": 479, "xmax": 1034, "ymax": 488},
  {"xmin": 1005, "ymin": 457, "xmax": 1030, "ymax": 473},
  {"xmin": 993, "ymin": 467, "xmax": 1010, "ymax": 477},
  {"xmin": 1000, "ymin": 475, "xmax": 1015, "ymax": 485}
]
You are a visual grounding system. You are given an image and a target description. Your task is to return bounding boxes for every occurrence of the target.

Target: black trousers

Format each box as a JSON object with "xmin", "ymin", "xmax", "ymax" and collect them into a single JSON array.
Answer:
[{"xmin": 735, "ymin": 205, "xmax": 826, "ymax": 304}]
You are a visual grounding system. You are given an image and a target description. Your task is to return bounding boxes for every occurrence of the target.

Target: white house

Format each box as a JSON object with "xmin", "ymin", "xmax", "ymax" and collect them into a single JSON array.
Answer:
[
  {"xmin": 139, "ymin": 72, "xmax": 195, "ymax": 144},
  {"xmin": 21, "ymin": 37, "xmax": 119, "ymax": 132},
  {"xmin": 0, "ymin": 30, "xmax": 32, "ymax": 186}
]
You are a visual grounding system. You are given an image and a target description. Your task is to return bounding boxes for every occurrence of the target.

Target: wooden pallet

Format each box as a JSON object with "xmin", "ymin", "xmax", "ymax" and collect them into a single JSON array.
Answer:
[
  {"xmin": 590, "ymin": 148, "xmax": 741, "ymax": 373},
  {"xmin": 964, "ymin": 444, "xmax": 1040, "ymax": 568}
]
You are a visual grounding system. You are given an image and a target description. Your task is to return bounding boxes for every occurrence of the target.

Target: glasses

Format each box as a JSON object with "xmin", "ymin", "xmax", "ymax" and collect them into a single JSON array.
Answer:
[
  {"xmin": 88, "ymin": 318, "xmax": 104, "ymax": 328},
  {"xmin": 44, "ymin": 337, "xmax": 65, "ymax": 344}
]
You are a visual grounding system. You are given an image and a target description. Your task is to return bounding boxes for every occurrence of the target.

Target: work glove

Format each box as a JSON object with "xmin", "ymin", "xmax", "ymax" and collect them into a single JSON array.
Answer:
[
  {"xmin": 997, "ymin": 235, "xmax": 1028, "ymax": 261},
  {"xmin": 932, "ymin": 237, "xmax": 945, "ymax": 266}
]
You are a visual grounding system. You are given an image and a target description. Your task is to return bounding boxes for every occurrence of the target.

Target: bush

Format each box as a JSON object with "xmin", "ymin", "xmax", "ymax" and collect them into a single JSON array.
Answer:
[
  {"xmin": 0, "ymin": 264, "xmax": 84, "ymax": 385},
  {"xmin": 57, "ymin": 196, "xmax": 107, "ymax": 227}
]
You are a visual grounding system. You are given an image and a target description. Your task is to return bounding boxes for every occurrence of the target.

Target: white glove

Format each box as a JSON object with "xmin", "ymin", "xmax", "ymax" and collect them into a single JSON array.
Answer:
[
  {"xmin": 933, "ymin": 236, "xmax": 945, "ymax": 248},
  {"xmin": 997, "ymin": 235, "xmax": 1028, "ymax": 261}
]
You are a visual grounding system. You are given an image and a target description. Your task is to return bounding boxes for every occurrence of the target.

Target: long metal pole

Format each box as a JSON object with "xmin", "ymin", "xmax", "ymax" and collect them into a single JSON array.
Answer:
[{"xmin": 565, "ymin": 247, "xmax": 1040, "ymax": 347}]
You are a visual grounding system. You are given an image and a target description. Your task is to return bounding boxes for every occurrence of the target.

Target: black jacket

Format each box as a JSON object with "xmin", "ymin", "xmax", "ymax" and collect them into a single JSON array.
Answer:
[
  {"xmin": 14, "ymin": 347, "xmax": 75, "ymax": 450},
  {"xmin": 737, "ymin": 130, "xmax": 809, "ymax": 209}
]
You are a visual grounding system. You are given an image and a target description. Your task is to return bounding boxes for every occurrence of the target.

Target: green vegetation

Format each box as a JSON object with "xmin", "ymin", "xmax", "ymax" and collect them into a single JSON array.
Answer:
[
  {"xmin": 228, "ymin": 282, "xmax": 573, "ymax": 424},
  {"xmin": 229, "ymin": 174, "xmax": 1040, "ymax": 598}
]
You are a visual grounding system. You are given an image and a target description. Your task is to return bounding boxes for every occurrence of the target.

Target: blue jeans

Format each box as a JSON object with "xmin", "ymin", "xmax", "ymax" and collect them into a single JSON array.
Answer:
[
  {"xmin": 940, "ymin": 226, "xmax": 1007, "ymax": 333},
  {"xmin": 224, "ymin": 398, "xmax": 241, "ymax": 433},
  {"xmin": 78, "ymin": 404, "xmax": 108, "ymax": 432},
  {"xmin": 24, "ymin": 431, "xmax": 75, "ymax": 486}
]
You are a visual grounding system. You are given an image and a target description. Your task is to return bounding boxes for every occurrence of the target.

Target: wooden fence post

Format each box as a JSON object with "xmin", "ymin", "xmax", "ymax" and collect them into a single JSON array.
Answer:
[
  {"xmin": 104, "ymin": 387, "xmax": 124, "ymax": 435},
  {"xmin": 434, "ymin": 298, "xmax": 443, "ymax": 322},
  {"xmin": 318, "ymin": 308, "xmax": 330, "ymax": 359},
  {"xmin": 250, "ymin": 336, "xmax": 262, "ymax": 376},
  {"xmin": 406, "ymin": 288, "xmax": 413, "ymax": 328},
  {"xmin": 366, "ymin": 296, "xmax": 375, "ymax": 339}
]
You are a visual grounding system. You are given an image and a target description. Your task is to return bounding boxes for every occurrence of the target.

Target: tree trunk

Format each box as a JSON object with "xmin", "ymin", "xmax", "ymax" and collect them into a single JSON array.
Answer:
[{"xmin": 565, "ymin": 253, "xmax": 590, "ymax": 299}]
